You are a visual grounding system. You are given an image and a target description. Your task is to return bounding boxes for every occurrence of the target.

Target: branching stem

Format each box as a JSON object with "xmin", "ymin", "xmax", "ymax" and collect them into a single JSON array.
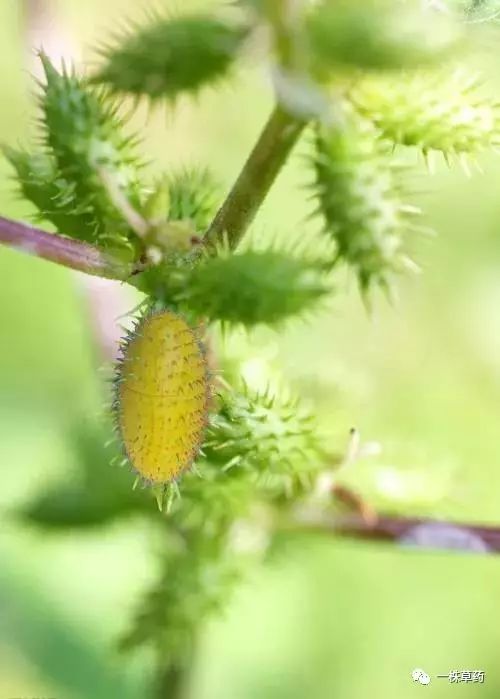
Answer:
[{"xmin": 0, "ymin": 104, "xmax": 305, "ymax": 279}]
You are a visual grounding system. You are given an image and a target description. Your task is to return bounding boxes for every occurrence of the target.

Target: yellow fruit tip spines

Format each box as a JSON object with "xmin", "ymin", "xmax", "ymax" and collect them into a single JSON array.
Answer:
[
  {"xmin": 113, "ymin": 308, "xmax": 211, "ymax": 487},
  {"xmin": 153, "ymin": 483, "xmax": 179, "ymax": 512}
]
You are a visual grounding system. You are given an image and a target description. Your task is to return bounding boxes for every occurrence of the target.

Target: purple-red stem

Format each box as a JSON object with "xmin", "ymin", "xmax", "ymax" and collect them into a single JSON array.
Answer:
[
  {"xmin": 0, "ymin": 215, "xmax": 131, "ymax": 279},
  {"xmin": 293, "ymin": 512, "xmax": 500, "ymax": 555}
]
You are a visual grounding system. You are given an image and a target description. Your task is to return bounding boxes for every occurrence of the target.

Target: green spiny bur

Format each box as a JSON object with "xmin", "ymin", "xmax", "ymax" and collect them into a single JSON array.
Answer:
[
  {"xmin": 123, "ymin": 381, "xmax": 327, "ymax": 629},
  {"xmin": 177, "ymin": 248, "xmax": 331, "ymax": 327},
  {"xmin": 92, "ymin": 13, "xmax": 249, "ymax": 102},
  {"xmin": 3, "ymin": 148, "xmax": 94, "ymax": 239},
  {"xmin": 38, "ymin": 52, "xmax": 144, "ymax": 253},
  {"xmin": 312, "ymin": 108, "xmax": 419, "ymax": 294},
  {"xmin": 133, "ymin": 260, "xmax": 188, "ymax": 310},
  {"xmin": 134, "ymin": 246, "xmax": 330, "ymax": 325},
  {"xmin": 351, "ymin": 71, "xmax": 500, "ymax": 158},
  {"xmin": 163, "ymin": 462, "xmax": 255, "ymax": 533},
  {"xmin": 306, "ymin": 0, "xmax": 461, "ymax": 75},
  {"xmin": 204, "ymin": 386, "xmax": 325, "ymax": 497},
  {"xmin": 167, "ymin": 168, "xmax": 220, "ymax": 232},
  {"xmin": 120, "ymin": 534, "xmax": 242, "ymax": 659}
]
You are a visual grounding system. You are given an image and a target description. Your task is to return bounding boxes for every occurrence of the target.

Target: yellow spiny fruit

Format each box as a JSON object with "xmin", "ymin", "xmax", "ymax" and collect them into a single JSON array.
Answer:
[{"xmin": 115, "ymin": 310, "xmax": 210, "ymax": 485}]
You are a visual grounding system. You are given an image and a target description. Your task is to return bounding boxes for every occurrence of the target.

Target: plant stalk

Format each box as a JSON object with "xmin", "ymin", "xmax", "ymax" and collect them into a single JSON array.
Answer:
[
  {"xmin": 204, "ymin": 104, "xmax": 306, "ymax": 250},
  {"xmin": 156, "ymin": 662, "xmax": 188, "ymax": 699},
  {"xmin": 0, "ymin": 215, "xmax": 133, "ymax": 279},
  {"xmin": 288, "ymin": 511, "xmax": 500, "ymax": 555}
]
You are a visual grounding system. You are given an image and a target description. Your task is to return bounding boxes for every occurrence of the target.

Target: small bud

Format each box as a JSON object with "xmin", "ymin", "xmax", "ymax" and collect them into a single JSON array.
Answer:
[{"xmin": 151, "ymin": 220, "xmax": 198, "ymax": 256}]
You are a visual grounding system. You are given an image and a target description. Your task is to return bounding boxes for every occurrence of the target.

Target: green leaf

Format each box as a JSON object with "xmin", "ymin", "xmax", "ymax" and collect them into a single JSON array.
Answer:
[
  {"xmin": 19, "ymin": 420, "xmax": 150, "ymax": 529},
  {"xmin": 351, "ymin": 71, "xmax": 500, "ymax": 158},
  {"xmin": 312, "ymin": 108, "xmax": 420, "ymax": 293},
  {"xmin": 20, "ymin": 485, "xmax": 132, "ymax": 528},
  {"xmin": 92, "ymin": 13, "xmax": 249, "ymax": 102}
]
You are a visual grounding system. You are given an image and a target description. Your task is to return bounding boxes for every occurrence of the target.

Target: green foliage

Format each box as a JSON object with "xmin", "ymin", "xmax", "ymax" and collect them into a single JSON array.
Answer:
[
  {"xmin": 92, "ymin": 13, "xmax": 249, "ymax": 102},
  {"xmin": 20, "ymin": 420, "xmax": 150, "ymax": 528},
  {"xmin": 351, "ymin": 71, "xmax": 500, "ymax": 158},
  {"xmin": 306, "ymin": 0, "xmax": 461, "ymax": 74},
  {"xmin": 120, "ymin": 533, "xmax": 242, "ymax": 662},
  {"xmin": 311, "ymin": 109, "xmax": 419, "ymax": 293},
  {"xmin": 121, "ymin": 382, "xmax": 324, "ymax": 662},
  {"xmin": 6, "ymin": 0, "xmax": 500, "ymax": 686}
]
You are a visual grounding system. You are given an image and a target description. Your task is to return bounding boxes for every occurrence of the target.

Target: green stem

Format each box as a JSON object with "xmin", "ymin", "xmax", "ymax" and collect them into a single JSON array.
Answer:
[
  {"xmin": 155, "ymin": 662, "xmax": 187, "ymax": 699},
  {"xmin": 0, "ymin": 215, "xmax": 133, "ymax": 279},
  {"xmin": 204, "ymin": 104, "xmax": 306, "ymax": 250}
]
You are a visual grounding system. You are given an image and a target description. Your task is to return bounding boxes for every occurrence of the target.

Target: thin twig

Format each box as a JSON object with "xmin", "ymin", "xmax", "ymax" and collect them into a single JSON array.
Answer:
[
  {"xmin": 98, "ymin": 167, "xmax": 150, "ymax": 239},
  {"xmin": 0, "ymin": 215, "xmax": 132, "ymax": 279},
  {"xmin": 290, "ymin": 510, "xmax": 500, "ymax": 554},
  {"xmin": 204, "ymin": 104, "xmax": 306, "ymax": 250}
]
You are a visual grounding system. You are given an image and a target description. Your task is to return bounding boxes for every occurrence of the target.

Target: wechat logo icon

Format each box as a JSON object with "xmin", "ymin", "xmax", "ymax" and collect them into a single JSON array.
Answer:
[{"xmin": 412, "ymin": 668, "xmax": 431, "ymax": 685}]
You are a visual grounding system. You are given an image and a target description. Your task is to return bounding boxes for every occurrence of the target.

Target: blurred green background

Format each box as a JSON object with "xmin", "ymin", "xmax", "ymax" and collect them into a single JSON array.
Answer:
[{"xmin": 1, "ymin": 1, "xmax": 500, "ymax": 697}]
